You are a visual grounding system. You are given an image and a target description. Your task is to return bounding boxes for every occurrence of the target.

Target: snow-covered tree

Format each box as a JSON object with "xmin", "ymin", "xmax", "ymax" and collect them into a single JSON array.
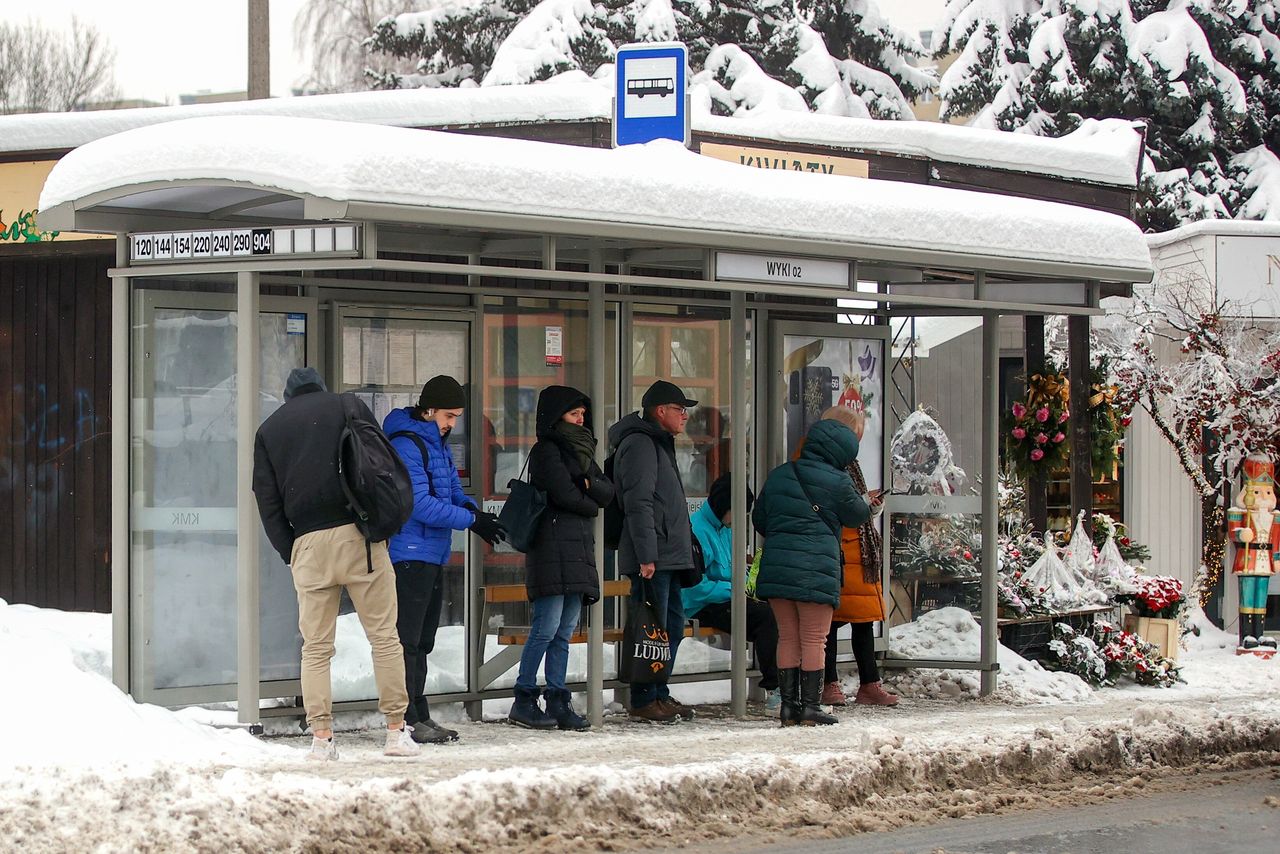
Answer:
[
  {"xmin": 759, "ymin": 1, "xmax": 934, "ymax": 118},
  {"xmin": 934, "ymin": 0, "xmax": 1041, "ymax": 122},
  {"xmin": 1099, "ymin": 277, "xmax": 1280, "ymax": 575},
  {"xmin": 367, "ymin": 0, "xmax": 934, "ymax": 118},
  {"xmin": 294, "ymin": 0, "xmax": 422, "ymax": 93},
  {"xmin": 0, "ymin": 17, "xmax": 119, "ymax": 113},
  {"xmin": 939, "ymin": 1, "xmax": 1280, "ymax": 228}
]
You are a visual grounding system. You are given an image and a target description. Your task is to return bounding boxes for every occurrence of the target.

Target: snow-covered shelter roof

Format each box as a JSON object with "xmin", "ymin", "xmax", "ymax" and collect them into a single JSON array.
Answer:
[
  {"xmin": 1146, "ymin": 218, "xmax": 1280, "ymax": 248},
  {"xmin": 38, "ymin": 115, "xmax": 1152, "ymax": 286},
  {"xmin": 4, "ymin": 83, "xmax": 1143, "ymax": 188}
]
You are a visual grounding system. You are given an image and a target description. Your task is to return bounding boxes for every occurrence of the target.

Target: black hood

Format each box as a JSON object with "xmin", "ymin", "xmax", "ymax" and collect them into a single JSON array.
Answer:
[
  {"xmin": 535, "ymin": 385, "xmax": 592, "ymax": 439},
  {"xmin": 607, "ymin": 411, "xmax": 671, "ymax": 451}
]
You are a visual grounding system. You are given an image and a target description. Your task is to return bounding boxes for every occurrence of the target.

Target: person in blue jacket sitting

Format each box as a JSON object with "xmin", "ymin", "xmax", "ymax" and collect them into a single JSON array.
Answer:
[
  {"xmin": 682, "ymin": 473, "xmax": 781, "ymax": 711},
  {"xmin": 384, "ymin": 375, "xmax": 505, "ymax": 744}
]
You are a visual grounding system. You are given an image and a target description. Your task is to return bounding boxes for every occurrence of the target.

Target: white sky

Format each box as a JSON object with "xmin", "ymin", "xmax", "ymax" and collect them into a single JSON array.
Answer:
[{"xmin": 18, "ymin": 1, "xmax": 947, "ymax": 105}]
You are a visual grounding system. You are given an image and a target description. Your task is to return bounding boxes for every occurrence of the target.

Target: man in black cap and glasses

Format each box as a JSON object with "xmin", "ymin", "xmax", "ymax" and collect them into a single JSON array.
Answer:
[{"xmin": 607, "ymin": 380, "xmax": 699, "ymax": 723}]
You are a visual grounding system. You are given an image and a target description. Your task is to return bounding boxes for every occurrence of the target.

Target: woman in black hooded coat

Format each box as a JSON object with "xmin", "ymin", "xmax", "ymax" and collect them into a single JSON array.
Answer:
[{"xmin": 508, "ymin": 385, "xmax": 614, "ymax": 731}]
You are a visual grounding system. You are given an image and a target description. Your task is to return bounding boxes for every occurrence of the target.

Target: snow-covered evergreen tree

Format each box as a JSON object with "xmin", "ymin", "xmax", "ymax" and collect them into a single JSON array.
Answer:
[
  {"xmin": 366, "ymin": 0, "xmax": 933, "ymax": 119},
  {"xmin": 939, "ymin": 0, "xmax": 1280, "ymax": 228},
  {"xmin": 759, "ymin": 1, "xmax": 934, "ymax": 118},
  {"xmin": 934, "ymin": 1, "xmax": 1041, "ymax": 122}
]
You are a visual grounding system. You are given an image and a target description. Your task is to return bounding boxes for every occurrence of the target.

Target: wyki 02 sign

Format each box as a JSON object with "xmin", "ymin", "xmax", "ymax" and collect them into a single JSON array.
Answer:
[{"xmin": 130, "ymin": 224, "xmax": 360, "ymax": 263}]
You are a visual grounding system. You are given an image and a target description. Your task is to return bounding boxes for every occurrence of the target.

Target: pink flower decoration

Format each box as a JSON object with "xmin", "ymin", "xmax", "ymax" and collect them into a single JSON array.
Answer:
[
  {"xmin": 1012, "ymin": 427, "xmax": 1027, "ymax": 439},
  {"xmin": 1052, "ymin": 432, "xmax": 1065, "ymax": 443},
  {"xmin": 1012, "ymin": 403, "xmax": 1027, "ymax": 419},
  {"xmin": 1030, "ymin": 449, "xmax": 1045, "ymax": 461},
  {"xmin": 1035, "ymin": 407, "xmax": 1050, "ymax": 423},
  {"xmin": 1034, "ymin": 432, "xmax": 1048, "ymax": 444},
  {"xmin": 1058, "ymin": 410, "xmax": 1069, "ymax": 423}
]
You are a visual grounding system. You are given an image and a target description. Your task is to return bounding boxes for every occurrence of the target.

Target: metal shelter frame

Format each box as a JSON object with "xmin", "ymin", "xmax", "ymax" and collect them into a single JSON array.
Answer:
[{"xmin": 42, "ymin": 128, "xmax": 1154, "ymax": 729}]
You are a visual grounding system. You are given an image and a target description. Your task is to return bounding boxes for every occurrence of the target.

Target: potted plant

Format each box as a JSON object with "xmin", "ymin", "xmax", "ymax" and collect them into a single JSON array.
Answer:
[{"xmin": 1117, "ymin": 574, "xmax": 1184, "ymax": 660}]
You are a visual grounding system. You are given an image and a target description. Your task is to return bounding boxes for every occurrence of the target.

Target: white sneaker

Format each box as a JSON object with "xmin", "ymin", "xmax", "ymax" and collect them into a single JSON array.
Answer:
[
  {"xmin": 384, "ymin": 725, "xmax": 421, "ymax": 757},
  {"xmin": 764, "ymin": 689, "xmax": 782, "ymax": 712},
  {"xmin": 306, "ymin": 736, "xmax": 338, "ymax": 762}
]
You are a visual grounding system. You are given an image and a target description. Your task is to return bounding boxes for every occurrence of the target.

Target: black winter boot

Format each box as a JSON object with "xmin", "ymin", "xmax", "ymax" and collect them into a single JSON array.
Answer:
[
  {"xmin": 778, "ymin": 668, "xmax": 802, "ymax": 727},
  {"xmin": 508, "ymin": 687, "xmax": 557, "ymax": 730},
  {"xmin": 799, "ymin": 670, "xmax": 839, "ymax": 726},
  {"xmin": 1242, "ymin": 614, "xmax": 1260, "ymax": 649},
  {"xmin": 544, "ymin": 689, "xmax": 591, "ymax": 731}
]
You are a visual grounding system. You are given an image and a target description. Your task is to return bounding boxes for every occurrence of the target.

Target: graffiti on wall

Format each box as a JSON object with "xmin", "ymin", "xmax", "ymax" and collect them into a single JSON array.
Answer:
[
  {"xmin": 0, "ymin": 209, "xmax": 59, "ymax": 243},
  {"xmin": 1, "ymin": 383, "xmax": 103, "ymax": 526}
]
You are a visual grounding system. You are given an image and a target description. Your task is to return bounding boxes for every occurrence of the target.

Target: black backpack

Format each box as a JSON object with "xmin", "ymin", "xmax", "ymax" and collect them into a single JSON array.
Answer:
[
  {"xmin": 602, "ymin": 451, "xmax": 624, "ymax": 550},
  {"xmin": 337, "ymin": 394, "xmax": 414, "ymax": 566}
]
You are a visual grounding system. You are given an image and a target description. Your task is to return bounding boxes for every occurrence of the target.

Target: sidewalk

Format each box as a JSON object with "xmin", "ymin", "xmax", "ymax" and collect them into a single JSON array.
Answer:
[{"xmin": 3, "ymin": 597, "xmax": 1280, "ymax": 851}]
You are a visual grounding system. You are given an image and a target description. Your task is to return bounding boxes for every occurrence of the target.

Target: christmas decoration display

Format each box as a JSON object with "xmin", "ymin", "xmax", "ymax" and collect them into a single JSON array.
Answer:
[
  {"xmin": 1018, "ymin": 514, "xmax": 1111, "ymax": 614},
  {"xmin": 890, "ymin": 409, "xmax": 964, "ymax": 495},
  {"xmin": 1094, "ymin": 534, "xmax": 1140, "ymax": 595},
  {"xmin": 1117, "ymin": 575, "xmax": 1185, "ymax": 620},
  {"xmin": 1047, "ymin": 618, "xmax": 1180, "ymax": 688},
  {"xmin": 1003, "ymin": 370, "xmax": 1070, "ymax": 479},
  {"xmin": 1090, "ymin": 513, "xmax": 1150, "ymax": 564},
  {"xmin": 1226, "ymin": 455, "xmax": 1280, "ymax": 654}
]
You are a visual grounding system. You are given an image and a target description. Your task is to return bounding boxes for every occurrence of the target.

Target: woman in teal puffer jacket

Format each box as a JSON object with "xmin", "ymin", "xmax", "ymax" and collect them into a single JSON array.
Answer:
[{"xmin": 753, "ymin": 418, "xmax": 869, "ymax": 726}]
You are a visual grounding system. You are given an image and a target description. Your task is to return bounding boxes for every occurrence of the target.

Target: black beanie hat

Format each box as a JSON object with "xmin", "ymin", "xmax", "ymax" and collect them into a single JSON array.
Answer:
[
  {"xmin": 707, "ymin": 472, "xmax": 753, "ymax": 519},
  {"xmin": 418, "ymin": 375, "xmax": 467, "ymax": 410}
]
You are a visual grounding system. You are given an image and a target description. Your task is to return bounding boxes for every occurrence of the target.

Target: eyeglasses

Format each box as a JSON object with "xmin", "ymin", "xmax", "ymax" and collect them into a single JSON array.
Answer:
[{"xmin": 666, "ymin": 405, "xmax": 688, "ymax": 416}]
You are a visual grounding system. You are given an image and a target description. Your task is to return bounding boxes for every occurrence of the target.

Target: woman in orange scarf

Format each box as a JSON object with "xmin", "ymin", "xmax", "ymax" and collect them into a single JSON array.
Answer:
[{"xmin": 815, "ymin": 406, "xmax": 898, "ymax": 706}]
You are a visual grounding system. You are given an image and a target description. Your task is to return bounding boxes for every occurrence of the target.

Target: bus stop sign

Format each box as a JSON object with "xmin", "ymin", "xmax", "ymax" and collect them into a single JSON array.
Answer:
[{"xmin": 612, "ymin": 42, "xmax": 689, "ymax": 148}]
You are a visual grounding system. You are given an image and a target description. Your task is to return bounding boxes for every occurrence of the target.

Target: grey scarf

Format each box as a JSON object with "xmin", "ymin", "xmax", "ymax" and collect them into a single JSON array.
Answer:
[{"xmin": 553, "ymin": 421, "xmax": 596, "ymax": 474}]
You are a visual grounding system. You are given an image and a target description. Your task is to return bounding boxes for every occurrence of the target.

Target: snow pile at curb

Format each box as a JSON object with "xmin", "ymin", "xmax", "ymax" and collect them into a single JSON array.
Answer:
[
  {"xmin": 0, "ymin": 599, "xmax": 278, "ymax": 773},
  {"xmin": 885, "ymin": 608, "xmax": 1095, "ymax": 704},
  {"xmin": 1, "ymin": 703, "xmax": 1275, "ymax": 851}
]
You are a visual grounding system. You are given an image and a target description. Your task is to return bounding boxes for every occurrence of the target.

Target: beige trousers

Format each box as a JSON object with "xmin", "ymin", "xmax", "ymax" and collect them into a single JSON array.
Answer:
[{"xmin": 290, "ymin": 523, "xmax": 408, "ymax": 731}]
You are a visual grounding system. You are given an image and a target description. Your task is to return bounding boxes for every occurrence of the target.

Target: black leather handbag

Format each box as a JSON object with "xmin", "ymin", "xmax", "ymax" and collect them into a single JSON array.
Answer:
[{"xmin": 498, "ymin": 456, "xmax": 547, "ymax": 553}]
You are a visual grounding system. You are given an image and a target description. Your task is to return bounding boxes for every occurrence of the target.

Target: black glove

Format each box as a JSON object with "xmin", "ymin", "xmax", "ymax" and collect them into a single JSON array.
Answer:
[
  {"xmin": 469, "ymin": 510, "xmax": 506, "ymax": 545},
  {"xmin": 463, "ymin": 500, "xmax": 480, "ymax": 513}
]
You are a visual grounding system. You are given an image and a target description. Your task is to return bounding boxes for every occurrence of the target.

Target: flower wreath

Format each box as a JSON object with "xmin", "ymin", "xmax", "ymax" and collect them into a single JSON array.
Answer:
[{"xmin": 1004, "ymin": 370, "xmax": 1070, "ymax": 479}]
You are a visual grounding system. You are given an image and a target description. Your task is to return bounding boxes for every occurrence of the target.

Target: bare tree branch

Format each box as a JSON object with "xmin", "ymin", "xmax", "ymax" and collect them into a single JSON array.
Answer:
[
  {"xmin": 0, "ymin": 17, "xmax": 118, "ymax": 114},
  {"xmin": 293, "ymin": 0, "xmax": 419, "ymax": 94}
]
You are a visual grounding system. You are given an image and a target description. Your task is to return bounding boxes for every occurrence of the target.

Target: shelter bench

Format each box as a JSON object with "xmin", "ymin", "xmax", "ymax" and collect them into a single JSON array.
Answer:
[{"xmin": 475, "ymin": 580, "xmax": 726, "ymax": 692}]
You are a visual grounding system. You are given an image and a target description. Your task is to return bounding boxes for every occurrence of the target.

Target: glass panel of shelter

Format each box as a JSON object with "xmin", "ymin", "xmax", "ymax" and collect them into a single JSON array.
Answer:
[
  {"xmin": 130, "ymin": 286, "xmax": 314, "ymax": 699},
  {"xmin": 631, "ymin": 303, "xmax": 752, "ymax": 683},
  {"xmin": 333, "ymin": 308, "xmax": 472, "ymax": 695},
  {"xmin": 883, "ymin": 317, "xmax": 985, "ymax": 663},
  {"xmin": 477, "ymin": 296, "xmax": 618, "ymax": 689}
]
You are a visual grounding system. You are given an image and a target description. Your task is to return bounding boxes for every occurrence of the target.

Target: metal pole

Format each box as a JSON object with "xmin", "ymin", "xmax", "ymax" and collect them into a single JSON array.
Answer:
[
  {"xmin": 980, "ymin": 311, "xmax": 999, "ymax": 696},
  {"xmin": 248, "ymin": 0, "xmax": 271, "ymax": 100},
  {"xmin": 236, "ymin": 271, "xmax": 262, "ymax": 727},
  {"xmin": 730, "ymin": 290, "xmax": 749, "ymax": 717},
  {"xmin": 111, "ymin": 236, "xmax": 130, "ymax": 695},
  {"xmin": 588, "ymin": 253, "xmax": 606, "ymax": 727}
]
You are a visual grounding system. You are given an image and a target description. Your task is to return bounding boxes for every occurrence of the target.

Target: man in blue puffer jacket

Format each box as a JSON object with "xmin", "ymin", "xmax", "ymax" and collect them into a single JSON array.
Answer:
[{"xmin": 384, "ymin": 375, "xmax": 505, "ymax": 743}]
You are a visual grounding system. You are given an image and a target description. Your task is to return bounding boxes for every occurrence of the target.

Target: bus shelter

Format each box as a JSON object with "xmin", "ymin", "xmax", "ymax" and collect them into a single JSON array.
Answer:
[{"xmin": 39, "ymin": 115, "xmax": 1153, "ymax": 728}]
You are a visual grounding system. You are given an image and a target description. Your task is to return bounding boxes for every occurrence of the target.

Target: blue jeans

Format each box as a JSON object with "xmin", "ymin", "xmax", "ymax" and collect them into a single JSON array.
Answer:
[
  {"xmin": 515, "ymin": 593, "xmax": 583, "ymax": 692},
  {"xmin": 629, "ymin": 572, "xmax": 684, "ymax": 708}
]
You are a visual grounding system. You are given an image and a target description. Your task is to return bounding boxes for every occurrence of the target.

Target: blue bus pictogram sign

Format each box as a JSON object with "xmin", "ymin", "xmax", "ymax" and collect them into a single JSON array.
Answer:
[{"xmin": 613, "ymin": 42, "xmax": 689, "ymax": 148}]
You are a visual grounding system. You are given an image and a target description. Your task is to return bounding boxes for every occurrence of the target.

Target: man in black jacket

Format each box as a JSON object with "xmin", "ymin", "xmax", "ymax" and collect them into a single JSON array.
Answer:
[
  {"xmin": 253, "ymin": 367, "xmax": 417, "ymax": 760},
  {"xmin": 608, "ymin": 380, "xmax": 698, "ymax": 723}
]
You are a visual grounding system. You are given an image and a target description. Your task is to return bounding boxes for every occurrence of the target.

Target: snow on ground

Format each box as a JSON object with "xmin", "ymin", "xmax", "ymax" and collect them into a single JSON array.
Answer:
[
  {"xmin": 0, "ymin": 599, "xmax": 279, "ymax": 773},
  {"xmin": 884, "ymin": 607, "xmax": 1096, "ymax": 705},
  {"xmin": 3, "ymin": 597, "xmax": 1280, "ymax": 850}
]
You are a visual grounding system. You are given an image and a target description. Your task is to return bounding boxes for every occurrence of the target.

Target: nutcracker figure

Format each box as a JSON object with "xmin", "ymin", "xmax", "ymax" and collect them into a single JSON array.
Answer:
[{"xmin": 1226, "ymin": 455, "xmax": 1280, "ymax": 653}]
